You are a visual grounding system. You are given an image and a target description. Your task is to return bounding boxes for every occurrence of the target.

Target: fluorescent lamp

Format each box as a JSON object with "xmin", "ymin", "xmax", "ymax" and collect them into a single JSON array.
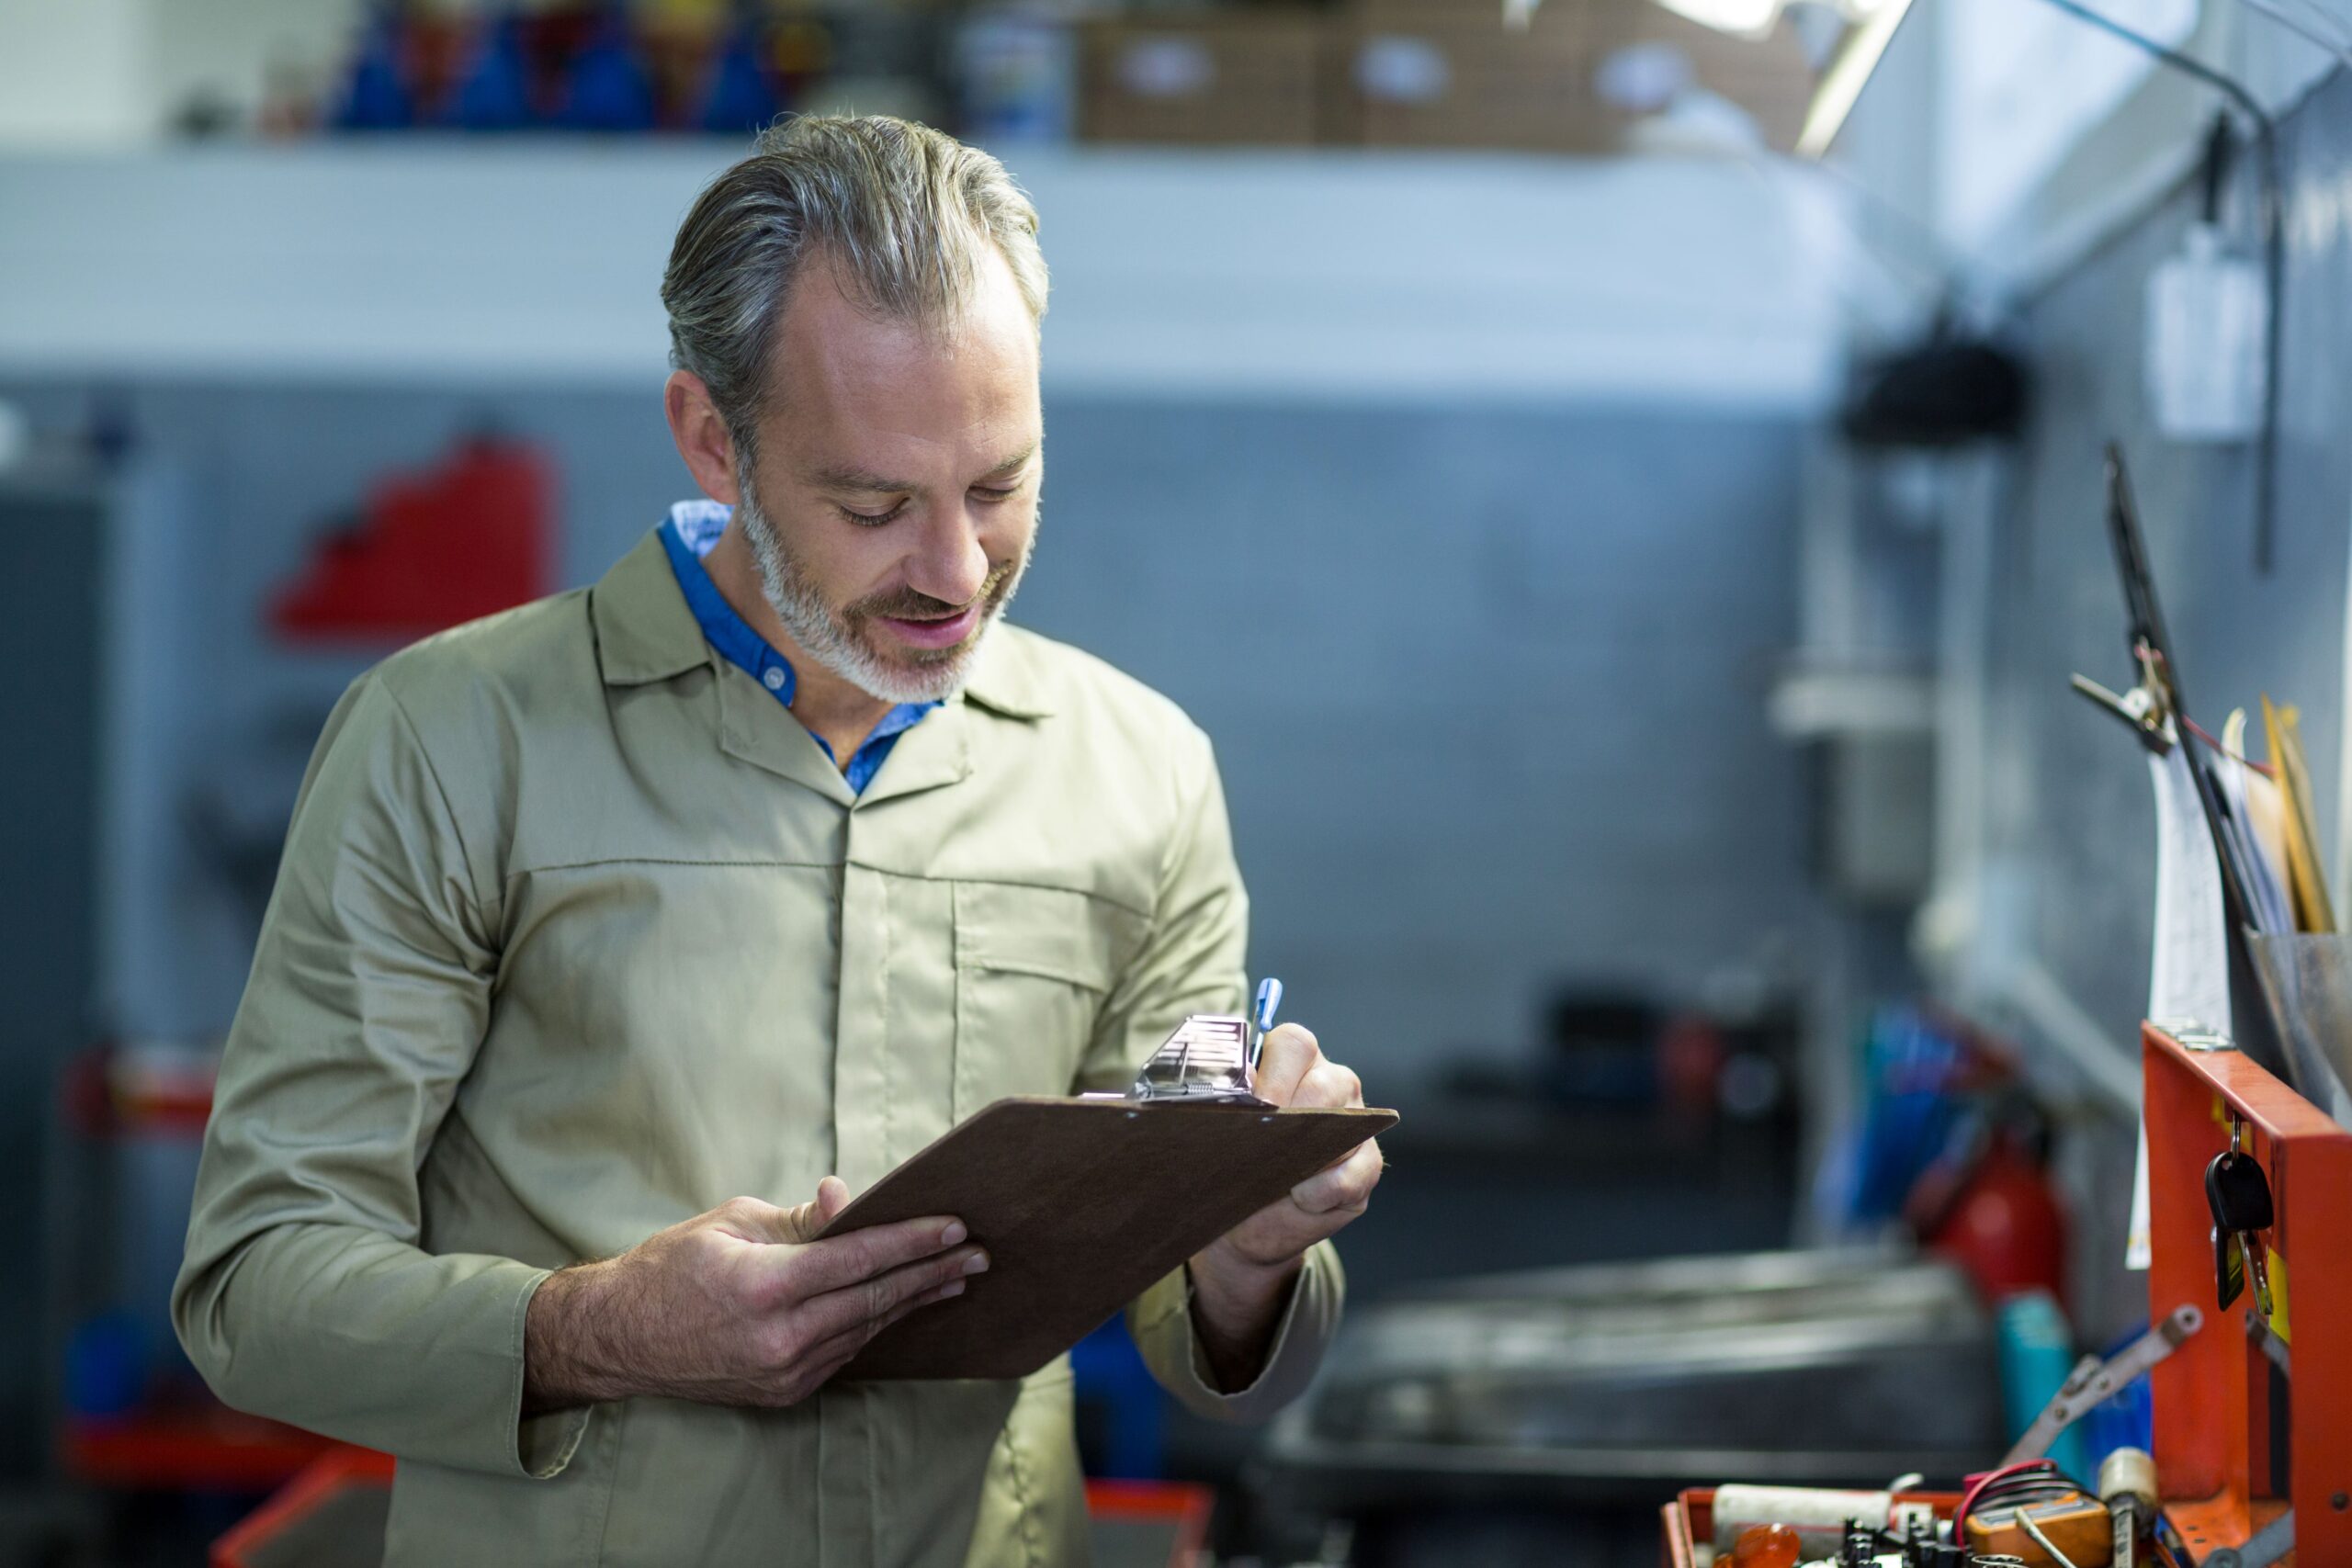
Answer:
[
  {"xmin": 1796, "ymin": 0, "xmax": 1915, "ymax": 157},
  {"xmin": 1652, "ymin": 0, "xmax": 1787, "ymax": 36}
]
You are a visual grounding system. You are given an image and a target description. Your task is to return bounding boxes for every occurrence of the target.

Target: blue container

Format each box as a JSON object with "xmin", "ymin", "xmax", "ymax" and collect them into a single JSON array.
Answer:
[{"xmin": 1996, "ymin": 1290, "xmax": 2087, "ymax": 1480}]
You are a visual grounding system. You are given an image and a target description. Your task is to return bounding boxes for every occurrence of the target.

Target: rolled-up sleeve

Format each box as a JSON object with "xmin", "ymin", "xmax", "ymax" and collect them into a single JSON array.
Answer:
[
  {"xmin": 1081, "ymin": 725, "xmax": 1345, "ymax": 1421},
  {"xmin": 172, "ymin": 671, "xmax": 585, "ymax": 1479}
]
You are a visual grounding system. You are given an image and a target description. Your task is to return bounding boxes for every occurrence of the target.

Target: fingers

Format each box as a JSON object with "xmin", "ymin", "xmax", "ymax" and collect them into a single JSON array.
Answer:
[
  {"xmin": 797, "ymin": 1243, "xmax": 990, "ymax": 1344},
  {"xmin": 1291, "ymin": 1139, "xmax": 1384, "ymax": 1215},
  {"xmin": 1252, "ymin": 1023, "xmax": 1322, "ymax": 1105},
  {"xmin": 784, "ymin": 1213, "xmax": 971, "ymax": 1298},
  {"xmin": 1289, "ymin": 1055, "xmax": 1364, "ymax": 1111},
  {"xmin": 802, "ymin": 1271, "xmax": 972, "ymax": 1373}
]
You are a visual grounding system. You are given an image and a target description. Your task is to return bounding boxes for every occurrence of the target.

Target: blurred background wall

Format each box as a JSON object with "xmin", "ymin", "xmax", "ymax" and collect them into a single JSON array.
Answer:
[{"xmin": 0, "ymin": 380, "xmax": 1816, "ymax": 1084}]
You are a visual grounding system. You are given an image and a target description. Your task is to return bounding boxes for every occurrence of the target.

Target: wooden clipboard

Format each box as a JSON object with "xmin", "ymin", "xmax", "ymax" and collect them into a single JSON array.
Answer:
[{"xmin": 819, "ymin": 1096, "xmax": 1396, "ymax": 1381}]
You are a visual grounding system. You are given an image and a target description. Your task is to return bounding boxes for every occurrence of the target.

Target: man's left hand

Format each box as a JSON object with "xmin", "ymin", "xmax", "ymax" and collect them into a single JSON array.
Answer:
[{"xmin": 1186, "ymin": 1022, "xmax": 1382, "ymax": 1390}]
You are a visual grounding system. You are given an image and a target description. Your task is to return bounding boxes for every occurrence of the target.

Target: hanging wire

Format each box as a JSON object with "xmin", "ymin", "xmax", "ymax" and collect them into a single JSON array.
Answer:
[{"xmin": 2033, "ymin": 0, "xmax": 2286, "ymax": 572}]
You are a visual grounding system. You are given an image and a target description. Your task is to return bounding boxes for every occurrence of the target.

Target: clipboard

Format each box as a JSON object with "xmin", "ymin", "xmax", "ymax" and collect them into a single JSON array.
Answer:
[{"xmin": 819, "ymin": 1095, "xmax": 1396, "ymax": 1381}]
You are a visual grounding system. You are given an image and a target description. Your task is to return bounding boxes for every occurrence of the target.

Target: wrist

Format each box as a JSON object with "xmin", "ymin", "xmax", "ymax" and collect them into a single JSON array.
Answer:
[
  {"xmin": 1185, "ymin": 1242, "xmax": 1304, "ymax": 1392},
  {"xmin": 1190, "ymin": 1235, "xmax": 1303, "ymax": 1311},
  {"xmin": 524, "ymin": 1258, "xmax": 636, "ymax": 1414}
]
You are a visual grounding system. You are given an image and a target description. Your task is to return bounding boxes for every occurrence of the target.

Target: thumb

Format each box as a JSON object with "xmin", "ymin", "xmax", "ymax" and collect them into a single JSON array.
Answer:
[{"xmin": 768, "ymin": 1176, "xmax": 853, "ymax": 1244}]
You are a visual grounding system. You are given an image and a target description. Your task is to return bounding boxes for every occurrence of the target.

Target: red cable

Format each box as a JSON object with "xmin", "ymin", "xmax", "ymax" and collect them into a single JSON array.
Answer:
[{"xmin": 1953, "ymin": 1459, "xmax": 2060, "ymax": 1539}]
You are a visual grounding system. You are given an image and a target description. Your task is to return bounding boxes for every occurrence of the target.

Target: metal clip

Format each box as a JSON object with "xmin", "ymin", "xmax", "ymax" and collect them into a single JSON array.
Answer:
[
  {"xmin": 1130, "ymin": 1013, "xmax": 1270, "ymax": 1105},
  {"xmin": 2072, "ymin": 639, "xmax": 2177, "ymax": 755}
]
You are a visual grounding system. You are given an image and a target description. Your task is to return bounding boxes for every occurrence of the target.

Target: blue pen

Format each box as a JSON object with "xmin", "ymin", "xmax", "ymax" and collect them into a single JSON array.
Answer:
[{"xmin": 1250, "ymin": 977, "xmax": 1283, "ymax": 1068}]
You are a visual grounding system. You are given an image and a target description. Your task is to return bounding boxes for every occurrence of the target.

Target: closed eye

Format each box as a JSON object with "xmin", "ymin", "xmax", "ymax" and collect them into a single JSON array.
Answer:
[{"xmin": 837, "ymin": 501, "xmax": 909, "ymax": 527}]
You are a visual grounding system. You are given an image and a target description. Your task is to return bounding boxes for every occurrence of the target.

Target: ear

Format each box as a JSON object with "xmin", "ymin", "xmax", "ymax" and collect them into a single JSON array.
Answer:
[{"xmin": 664, "ymin": 370, "xmax": 744, "ymax": 506}]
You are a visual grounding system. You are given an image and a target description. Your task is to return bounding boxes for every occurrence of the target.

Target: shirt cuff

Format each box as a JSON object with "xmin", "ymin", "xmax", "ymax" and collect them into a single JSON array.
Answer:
[
  {"xmin": 513, "ymin": 1269, "xmax": 592, "ymax": 1479},
  {"xmin": 1129, "ymin": 1241, "xmax": 1344, "ymax": 1424}
]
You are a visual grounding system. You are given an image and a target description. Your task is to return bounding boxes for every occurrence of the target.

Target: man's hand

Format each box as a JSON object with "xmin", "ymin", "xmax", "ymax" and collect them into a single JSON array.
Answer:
[
  {"xmin": 1187, "ymin": 1023, "xmax": 1382, "ymax": 1390},
  {"xmin": 524, "ymin": 1178, "xmax": 988, "ymax": 1414}
]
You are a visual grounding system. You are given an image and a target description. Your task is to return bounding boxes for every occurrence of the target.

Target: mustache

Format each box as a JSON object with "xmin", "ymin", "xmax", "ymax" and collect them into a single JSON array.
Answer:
[{"xmin": 851, "ymin": 561, "xmax": 1018, "ymax": 622}]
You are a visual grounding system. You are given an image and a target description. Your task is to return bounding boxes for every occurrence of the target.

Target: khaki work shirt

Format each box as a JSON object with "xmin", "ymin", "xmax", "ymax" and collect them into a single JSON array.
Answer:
[{"xmin": 174, "ymin": 530, "xmax": 1343, "ymax": 1566}]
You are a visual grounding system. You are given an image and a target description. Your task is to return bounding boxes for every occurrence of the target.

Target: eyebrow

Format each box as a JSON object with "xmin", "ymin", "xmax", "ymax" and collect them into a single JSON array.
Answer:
[{"xmin": 802, "ymin": 442, "xmax": 1038, "ymax": 496}]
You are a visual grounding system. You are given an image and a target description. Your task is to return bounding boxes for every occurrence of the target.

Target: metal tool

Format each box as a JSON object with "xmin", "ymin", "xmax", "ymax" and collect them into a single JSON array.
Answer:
[
  {"xmin": 2072, "ymin": 446, "xmax": 2264, "ymax": 941},
  {"xmin": 2204, "ymin": 1508, "xmax": 2293, "ymax": 1568},
  {"xmin": 2072, "ymin": 656, "xmax": 2173, "ymax": 756},
  {"xmin": 2018, "ymin": 1511, "xmax": 2086, "ymax": 1568},
  {"xmin": 2002, "ymin": 1304, "xmax": 2204, "ymax": 1465},
  {"xmin": 2098, "ymin": 1448, "xmax": 2158, "ymax": 1568}
]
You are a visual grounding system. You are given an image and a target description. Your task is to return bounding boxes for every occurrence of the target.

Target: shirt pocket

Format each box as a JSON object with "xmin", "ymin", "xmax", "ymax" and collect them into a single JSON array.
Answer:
[{"xmin": 951, "ymin": 881, "xmax": 1141, "ymax": 1121}]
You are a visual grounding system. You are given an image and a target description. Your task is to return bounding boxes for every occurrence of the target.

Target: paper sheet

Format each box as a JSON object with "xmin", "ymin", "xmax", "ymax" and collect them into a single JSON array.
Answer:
[{"xmin": 2129, "ymin": 744, "xmax": 2232, "ymax": 1269}]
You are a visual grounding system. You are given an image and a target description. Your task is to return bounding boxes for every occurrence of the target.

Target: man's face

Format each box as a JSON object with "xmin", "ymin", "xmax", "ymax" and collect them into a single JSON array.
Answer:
[{"xmin": 732, "ymin": 246, "xmax": 1043, "ymax": 705}]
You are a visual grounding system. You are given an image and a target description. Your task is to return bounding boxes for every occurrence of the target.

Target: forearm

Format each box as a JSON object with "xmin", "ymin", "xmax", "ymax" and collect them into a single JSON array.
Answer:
[{"xmin": 174, "ymin": 1221, "xmax": 581, "ymax": 1477}]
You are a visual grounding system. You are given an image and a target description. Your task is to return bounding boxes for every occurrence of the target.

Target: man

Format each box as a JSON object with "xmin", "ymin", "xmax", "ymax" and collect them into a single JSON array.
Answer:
[{"xmin": 174, "ymin": 115, "xmax": 1382, "ymax": 1566}]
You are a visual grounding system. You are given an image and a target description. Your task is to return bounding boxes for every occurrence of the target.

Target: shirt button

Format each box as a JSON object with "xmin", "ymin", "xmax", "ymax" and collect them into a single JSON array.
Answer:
[{"xmin": 763, "ymin": 668, "xmax": 786, "ymax": 691}]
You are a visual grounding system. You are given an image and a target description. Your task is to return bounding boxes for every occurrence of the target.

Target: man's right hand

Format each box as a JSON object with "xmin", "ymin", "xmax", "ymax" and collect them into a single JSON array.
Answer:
[{"xmin": 523, "ymin": 1177, "xmax": 987, "ymax": 1413}]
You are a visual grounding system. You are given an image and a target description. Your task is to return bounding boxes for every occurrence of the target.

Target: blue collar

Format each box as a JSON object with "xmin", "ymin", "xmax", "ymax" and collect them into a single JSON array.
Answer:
[{"xmin": 656, "ymin": 502, "xmax": 937, "ymax": 793}]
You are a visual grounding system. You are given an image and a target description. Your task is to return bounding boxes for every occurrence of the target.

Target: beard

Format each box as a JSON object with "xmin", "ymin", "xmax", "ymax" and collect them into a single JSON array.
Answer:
[{"xmin": 732, "ymin": 468, "xmax": 1033, "ymax": 705}]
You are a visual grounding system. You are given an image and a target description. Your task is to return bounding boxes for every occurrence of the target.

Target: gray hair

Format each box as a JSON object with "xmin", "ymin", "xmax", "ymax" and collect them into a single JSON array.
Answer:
[{"xmin": 662, "ymin": 114, "xmax": 1049, "ymax": 455}]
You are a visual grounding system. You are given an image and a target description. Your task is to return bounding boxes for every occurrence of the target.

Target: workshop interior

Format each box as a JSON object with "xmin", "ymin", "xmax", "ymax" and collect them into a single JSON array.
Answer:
[{"xmin": 7, "ymin": 0, "xmax": 2352, "ymax": 1563}]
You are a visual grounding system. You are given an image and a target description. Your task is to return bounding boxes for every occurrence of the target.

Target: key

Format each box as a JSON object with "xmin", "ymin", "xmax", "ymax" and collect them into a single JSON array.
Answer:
[
  {"xmin": 2212, "ymin": 1224, "xmax": 2245, "ymax": 1310},
  {"xmin": 2207, "ymin": 1144, "xmax": 2277, "ymax": 1316}
]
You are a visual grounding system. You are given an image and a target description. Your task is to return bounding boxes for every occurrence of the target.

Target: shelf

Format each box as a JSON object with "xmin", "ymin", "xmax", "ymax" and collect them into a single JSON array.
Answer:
[{"xmin": 0, "ymin": 142, "xmax": 1849, "ymax": 405}]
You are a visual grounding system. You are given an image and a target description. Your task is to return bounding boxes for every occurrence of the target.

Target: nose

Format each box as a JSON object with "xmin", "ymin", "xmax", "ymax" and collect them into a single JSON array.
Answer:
[{"xmin": 904, "ymin": 502, "xmax": 990, "ymax": 607}]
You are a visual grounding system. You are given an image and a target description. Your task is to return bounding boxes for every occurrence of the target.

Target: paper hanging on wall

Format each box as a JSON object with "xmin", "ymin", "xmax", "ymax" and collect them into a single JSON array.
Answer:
[{"xmin": 2129, "ymin": 744, "xmax": 2233, "ymax": 1269}]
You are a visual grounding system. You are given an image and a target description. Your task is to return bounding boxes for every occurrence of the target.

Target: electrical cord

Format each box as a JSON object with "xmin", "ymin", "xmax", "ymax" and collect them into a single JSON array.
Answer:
[{"xmin": 2031, "ymin": 0, "xmax": 2286, "ymax": 573}]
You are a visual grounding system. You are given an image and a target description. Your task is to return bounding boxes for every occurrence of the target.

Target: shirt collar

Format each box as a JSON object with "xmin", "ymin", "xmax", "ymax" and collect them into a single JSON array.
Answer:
[
  {"xmin": 656, "ymin": 506, "xmax": 807, "ymax": 706},
  {"xmin": 590, "ymin": 529, "xmax": 710, "ymax": 687}
]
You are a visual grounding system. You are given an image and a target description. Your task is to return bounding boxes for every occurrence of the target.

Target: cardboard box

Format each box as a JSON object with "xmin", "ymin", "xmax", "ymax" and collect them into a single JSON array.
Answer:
[
  {"xmin": 1340, "ymin": 14, "xmax": 1604, "ymax": 152},
  {"xmin": 1584, "ymin": 1, "xmax": 1815, "ymax": 150},
  {"xmin": 1333, "ymin": 0, "xmax": 1815, "ymax": 153},
  {"xmin": 1077, "ymin": 12, "xmax": 1330, "ymax": 146}
]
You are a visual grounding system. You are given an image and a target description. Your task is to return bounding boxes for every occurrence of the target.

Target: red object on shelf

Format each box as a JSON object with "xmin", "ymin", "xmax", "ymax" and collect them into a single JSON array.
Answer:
[
  {"xmin": 62, "ymin": 1042, "xmax": 219, "ymax": 1139},
  {"xmin": 1920, "ymin": 1134, "xmax": 2070, "ymax": 1310},
  {"xmin": 268, "ymin": 435, "xmax": 556, "ymax": 643},
  {"xmin": 66, "ymin": 1409, "xmax": 338, "ymax": 1492},
  {"xmin": 1080, "ymin": 1481, "xmax": 1214, "ymax": 1564},
  {"xmin": 210, "ymin": 1446, "xmax": 393, "ymax": 1567}
]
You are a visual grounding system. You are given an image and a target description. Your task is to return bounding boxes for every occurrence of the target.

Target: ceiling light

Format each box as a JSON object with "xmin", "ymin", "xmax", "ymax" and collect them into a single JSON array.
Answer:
[
  {"xmin": 1651, "ymin": 0, "xmax": 1787, "ymax": 37},
  {"xmin": 1795, "ymin": 0, "xmax": 1915, "ymax": 157}
]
